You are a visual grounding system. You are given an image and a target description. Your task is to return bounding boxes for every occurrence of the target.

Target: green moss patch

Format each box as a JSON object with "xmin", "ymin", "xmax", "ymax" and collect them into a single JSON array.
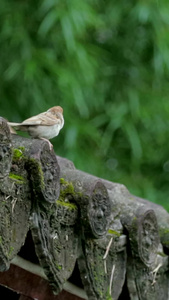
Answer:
[
  {"xmin": 57, "ymin": 178, "xmax": 78, "ymax": 210},
  {"xmin": 12, "ymin": 147, "xmax": 25, "ymax": 160},
  {"xmin": 28, "ymin": 158, "xmax": 45, "ymax": 190},
  {"xmin": 57, "ymin": 199, "xmax": 77, "ymax": 210},
  {"xmin": 59, "ymin": 178, "xmax": 75, "ymax": 200},
  {"xmin": 9, "ymin": 173, "xmax": 25, "ymax": 183},
  {"xmin": 108, "ymin": 229, "xmax": 121, "ymax": 237}
]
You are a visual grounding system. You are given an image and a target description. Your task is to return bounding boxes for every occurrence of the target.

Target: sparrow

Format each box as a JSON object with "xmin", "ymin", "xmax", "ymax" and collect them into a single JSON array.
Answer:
[{"xmin": 8, "ymin": 106, "xmax": 64, "ymax": 149}]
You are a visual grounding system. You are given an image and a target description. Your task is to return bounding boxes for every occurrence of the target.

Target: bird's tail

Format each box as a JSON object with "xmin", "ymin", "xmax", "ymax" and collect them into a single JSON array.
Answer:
[{"xmin": 7, "ymin": 122, "xmax": 27, "ymax": 132}]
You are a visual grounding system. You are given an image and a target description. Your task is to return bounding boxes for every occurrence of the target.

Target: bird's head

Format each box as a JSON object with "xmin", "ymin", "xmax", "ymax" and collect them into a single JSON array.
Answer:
[{"xmin": 48, "ymin": 106, "xmax": 63, "ymax": 115}]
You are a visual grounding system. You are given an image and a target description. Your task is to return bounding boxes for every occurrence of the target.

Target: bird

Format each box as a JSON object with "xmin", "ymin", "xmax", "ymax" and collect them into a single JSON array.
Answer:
[{"xmin": 8, "ymin": 106, "xmax": 64, "ymax": 149}]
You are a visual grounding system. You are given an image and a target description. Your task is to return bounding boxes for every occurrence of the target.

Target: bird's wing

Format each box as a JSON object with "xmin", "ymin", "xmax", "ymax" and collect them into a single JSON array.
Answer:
[{"xmin": 22, "ymin": 111, "xmax": 61, "ymax": 126}]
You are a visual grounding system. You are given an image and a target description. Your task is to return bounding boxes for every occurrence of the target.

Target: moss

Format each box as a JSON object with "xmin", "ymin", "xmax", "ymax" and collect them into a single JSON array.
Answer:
[
  {"xmin": 108, "ymin": 229, "xmax": 121, "ymax": 237},
  {"xmin": 59, "ymin": 178, "xmax": 75, "ymax": 200},
  {"xmin": 106, "ymin": 287, "xmax": 114, "ymax": 300},
  {"xmin": 57, "ymin": 200, "xmax": 77, "ymax": 210},
  {"xmin": 157, "ymin": 252, "xmax": 167, "ymax": 257},
  {"xmin": 8, "ymin": 246, "xmax": 14, "ymax": 257},
  {"xmin": 159, "ymin": 228, "xmax": 169, "ymax": 247},
  {"xmin": 9, "ymin": 173, "xmax": 25, "ymax": 183},
  {"xmin": 59, "ymin": 177, "xmax": 83, "ymax": 198},
  {"xmin": 12, "ymin": 147, "xmax": 25, "ymax": 160},
  {"xmin": 159, "ymin": 228, "xmax": 169, "ymax": 235},
  {"xmin": 57, "ymin": 264, "xmax": 62, "ymax": 270},
  {"xmin": 106, "ymin": 293, "xmax": 113, "ymax": 300},
  {"xmin": 57, "ymin": 178, "xmax": 79, "ymax": 211},
  {"xmin": 28, "ymin": 158, "xmax": 45, "ymax": 190},
  {"xmin": 161, "ymin": 240, "xmax": 169, "ymax": 246},
  {"xmin": 60, "ymin": 178, "xmax": 75, "ymax": 193},
  {"xmin": 60, "ymin": 177, "xmax": 66, "ymax": 184},
  {"xmin": 0, "ymin": 236, "xmax": 2, "ymax": 244}
]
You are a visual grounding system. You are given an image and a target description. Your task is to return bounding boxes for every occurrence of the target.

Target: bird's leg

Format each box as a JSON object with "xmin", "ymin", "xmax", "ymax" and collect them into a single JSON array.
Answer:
[{"xmin": 40, "ymin": 137, "xmax": 53, "ymax": 150}]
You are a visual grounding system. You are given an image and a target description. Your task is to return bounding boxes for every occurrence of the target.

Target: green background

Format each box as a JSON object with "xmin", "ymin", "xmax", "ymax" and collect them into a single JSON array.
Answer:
[{"xmin": 1, "ymin": 0, "xmax": 169, "ymax": 209}]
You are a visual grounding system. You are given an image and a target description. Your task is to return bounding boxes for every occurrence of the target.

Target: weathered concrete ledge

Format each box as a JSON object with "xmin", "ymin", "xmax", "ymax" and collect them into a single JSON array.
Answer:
[{"xmin": 0, "ymin": 117, "xmax": 168, "ymax": 300}]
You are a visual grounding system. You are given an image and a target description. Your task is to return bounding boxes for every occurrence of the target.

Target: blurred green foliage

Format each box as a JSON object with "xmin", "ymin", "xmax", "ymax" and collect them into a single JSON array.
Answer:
[{"xmin": 1, "ymin": 0, "xmax": 169, "ymax": 209}]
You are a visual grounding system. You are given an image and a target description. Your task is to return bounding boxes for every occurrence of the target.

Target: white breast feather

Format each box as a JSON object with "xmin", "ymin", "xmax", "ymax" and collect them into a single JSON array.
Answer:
[{"xmin": 28, "ymin": 124, "xmax": 62, "ymax": 139}]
